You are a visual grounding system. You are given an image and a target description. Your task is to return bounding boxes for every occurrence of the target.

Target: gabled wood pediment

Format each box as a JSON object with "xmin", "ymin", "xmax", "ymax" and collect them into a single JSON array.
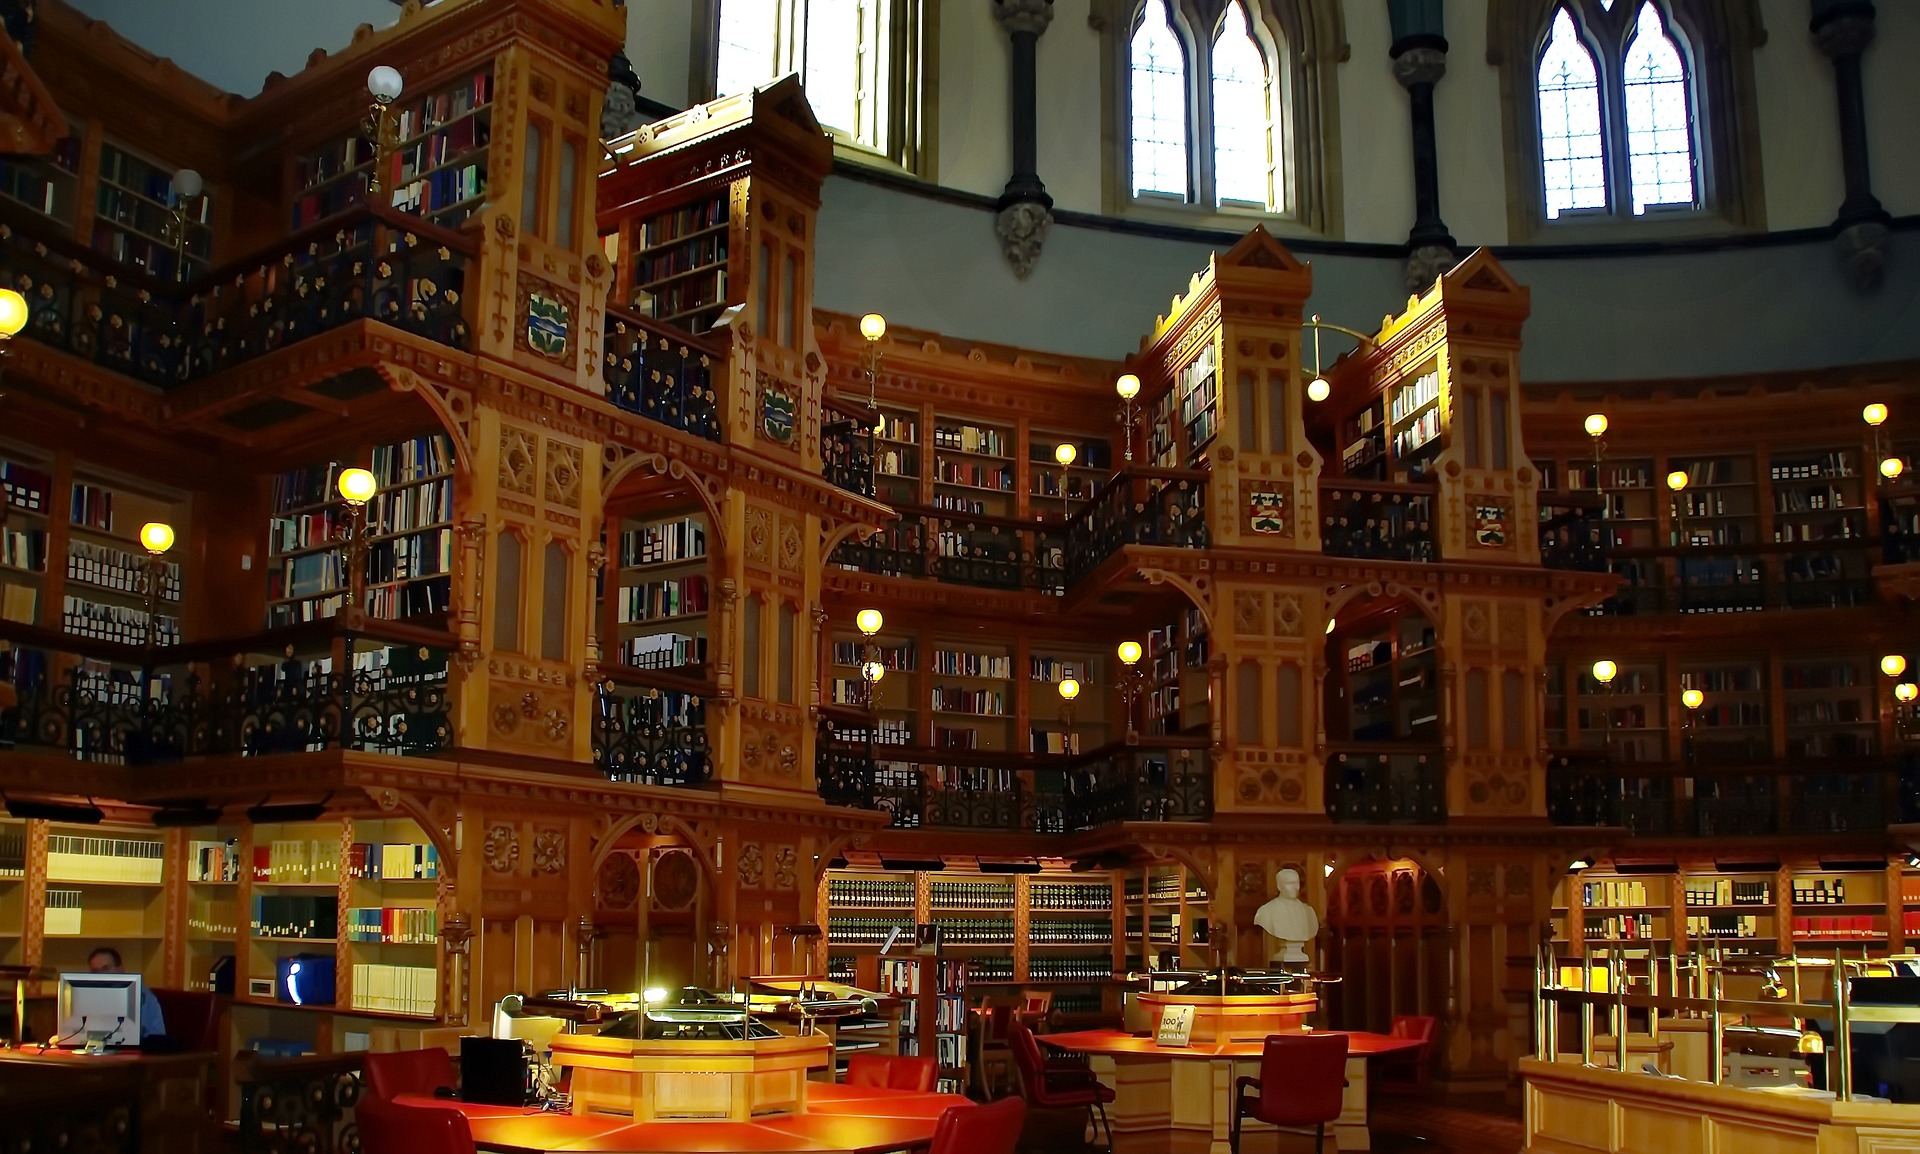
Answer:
[
  {"xmin": 1439, "ymin": 247, "xmax": 1532, "ymax": 320},
  {"xmin": 1219, "ymin": 225, "xmax": 1308, "ymax": 275}
]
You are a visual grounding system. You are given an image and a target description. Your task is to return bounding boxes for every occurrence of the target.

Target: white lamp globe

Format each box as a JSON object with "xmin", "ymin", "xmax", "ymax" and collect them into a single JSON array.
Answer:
[{"xmin": 367, "ymin": 65, "xmax": 405, "ymax": 103}]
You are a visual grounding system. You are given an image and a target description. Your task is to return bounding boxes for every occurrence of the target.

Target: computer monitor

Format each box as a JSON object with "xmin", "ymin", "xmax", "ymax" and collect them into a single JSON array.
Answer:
[{"xmin": 57, "ymin": 972, "xmax": 141, "ymax": 1052}]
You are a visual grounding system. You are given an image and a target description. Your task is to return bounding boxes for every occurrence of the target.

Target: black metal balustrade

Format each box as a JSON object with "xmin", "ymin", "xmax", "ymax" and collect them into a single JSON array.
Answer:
[
  {"xmin": 1538, "ymin": 493, "xmax": 1610, "ymax": 571},
  {"xmin": 1319, "ymin": 480, "xmax": 1437, "ymax": 562},
  {"xmin": 1063, "ymin": 469, "xmax": 1208, "ymax": 585},
  {"xmin": 1547, "ymin": 754, "xmax": 1904, "ymax": 837},
  {"xmin": 821, "ymin": 395, "xmax": 877, "ymax": 498},
  {"xmin": 236, "ymin": 1052, "xmax": 365, "ymax": 1154},
  {"xmin": 813, "ymin": 726, "xmax": 1211, "ymax": 831},
  {"xmin": 0, "ymin": 624, "xmax": 450, "ymax": 765},
  {"xmin": 1324, "ymin": 746, "xmax": 1445, "ymax": 824},
  {"xmin": 1583, "ymin": 544, "xmax": 1877, "ymax": 616},
  {"xmin": 831, "ymin": 506, "xmax": 1069, "ymax": 594},
  {"xmin": 593, "ymin": 672, "xmax": 711, "ymax": 787},
  {"xmin": 603, "ymin": 305, "xmax": 724, "ymax": 442},
  {"xmin": 0, "ymin": 202, "xmax": 472, "ymax": 390}
]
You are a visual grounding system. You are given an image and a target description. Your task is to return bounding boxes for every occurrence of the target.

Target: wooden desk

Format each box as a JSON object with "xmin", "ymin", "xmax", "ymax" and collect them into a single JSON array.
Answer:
[
  {"xmin": 0, "ymin": 1046, "xmax": 216, "ymax": 1154},
  {"xmin": 391, "ymin": 1082, "xmax": 972, "ymax": 1153},
  {"xmin": 1041, "ymin": 1029, "xmax": 1425, "ymax": 1154}
]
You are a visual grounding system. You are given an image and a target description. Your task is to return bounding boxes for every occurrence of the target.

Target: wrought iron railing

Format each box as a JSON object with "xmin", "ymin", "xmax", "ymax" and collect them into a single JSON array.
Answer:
[
  {"xmin": 1546, "ymin": 753, "xmax": 1905, "ymax": 836},
  {"xmin": 1538, "ymin": 492, "xmax": 1610, "ymax": 571},
  {"xmin": 1582, "ymin": 543, "xmax": 1877, "ymax": 616},
  {"xmin": 603, "ymin": 304, "xmax": 723, "ymax": 442},
  {"xmin": 830, "ymin": 505, "xmax": 1069, "ymax": 594},
  {"xmin": 236, "ymin": 1052, "xmax": 365, "ymax": 1154},
  {"xmin": 0, "ymin": 621, "xmax": 450, "ymax": 765},
  {"xmin": 1063, "ymin": 469, "xmax": 1208, "ymax": 584},
  {"xmin": 1324, "ymin": 744, "xmax": 1445, "ymax": 824},
  {"xmin": 821, "ymin": 393, "xmax": 877, "ymax": 498},
  {"xmin": 593, "ymin": 667, "xmax": 711, "ymax": 787},
  {"xmin": 0, "ymin": 201, "xmax": 473, "ymax": 390},
  {"xmin": 813, "ymin": 724, "xmax": 1210, "ymax": 831},
  {"xmin": 1319, "ymin": 479, "xmax": 1437, "ymax": 562}
]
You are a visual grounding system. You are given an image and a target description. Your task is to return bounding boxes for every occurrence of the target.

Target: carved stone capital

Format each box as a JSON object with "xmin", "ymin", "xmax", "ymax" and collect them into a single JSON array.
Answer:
[
  {"xmin": 1813, "ymin": 12, "xmax": 1875, "ymax": 58},
  {"xmin": 1834, "ymin": 218, "xmax": 1890, "ymax": 292},
  {"xmin": 994, "ymin": 200, "xmax": 1054, "ymax": 280},
  {"xmin": 1403, "ymin": 244, "xmax": 1460, "ymax": 293},
  {"xmin": 1392, "ymin": 46, "xmax": 1448, "ymax": 89},
  {"xmin": 994, "ymin": 0, "xmax": 1054, "ymax": 37}
]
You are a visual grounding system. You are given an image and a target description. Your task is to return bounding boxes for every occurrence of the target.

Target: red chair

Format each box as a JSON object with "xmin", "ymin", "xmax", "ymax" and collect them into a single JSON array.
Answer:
[
  {"xmin": 928, "ymin": 1096, "xmax": 1025, "ymax": 1154},
  {"xmin": 358, "ymin": 1100, "xmax": 474, "ymax": 1154},
  {"xmin": 362, "ymin": 1048, "xmax": 457, "ymax": 1104},
  {"xmin": 1376, "ymin": 1015, "xmax": 1439, "ymax": 1093},
  {"xmin": 150, "ymin": 988, "xmax": 223, "ymax": 1051},
  {"xmin": 845, "ymin": 1052, "xmax": 939, "ymax": 1092},
  {"xmin": 1230, "ymin": 1033, "xmax": 1349, "ymax": 1154},
  {"xmin": 1009, "ymin": 1021, "xmax": 1113, "ymax": 1152}
]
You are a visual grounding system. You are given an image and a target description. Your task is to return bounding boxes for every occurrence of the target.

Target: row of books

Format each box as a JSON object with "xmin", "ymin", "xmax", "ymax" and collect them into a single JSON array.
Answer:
[
  {"xmin": 1, "ymin": 526, "xmax": 46, "ymax": 571},
  {"xmin": 1, "ymin": 459, "xmax": 50, "ymax": 513},
  {"xmin": 189, "ymin": 896, "xmax": 238, "ymax": 937},
  {"xmin": 638, "ymin": 197, "xmax": 727, "ymax": 248},
  {"xmin": 1031, "ymin": 730, "xmax": 1081, "ymax": 754},
  {"xmin": 930, "ymin": 687, "xmax": 1007, "ymax": 716},
  {"xmin": 45, "ymin": 838, "xmax": 160, "ymax": 884},
  {"xmin": 620, "ymin": 518, "xmax": 706, "ymax": 568},
  {"xmin": 600, "ymin": 689, "xmax": 706, "ymax": 731},
  {"xmin": 934, "ymin": 462, "xmax": 1014, "ymax": 491},
  {"xmin": 621, "ymin": 632, "xmax": 706, "ymax": 670},
  {"xmin": 1791, "ymin": 915, "xmax": 1884, "ymax": 940},
  {"xmin": 1686, "ymin": 914, "xmax": 1764, "ymax": 939},
  {"xmin": 635, "ymin": 234, "xmax": 727, "ymax": 288},
  {"xmin": 346, "ymin": 906, "xmax": 439, "ymax": 945},
  {"xmin": 350, "ymin": 963, "xmax": 438, "ymax": 1016},
  {"xmin": 392, "ymin": 112, "xmax": 490, "ymax": 186},
  {"xmin": 634, "ymin": 272, "xmax": 726, "ymax": 324},
  {"xmin": 1683, "ymin": 878, "xmax": 1772, "ymax": 906},
  {"xmin": 366, "ymin": 528, "xmax": 453, "ymax": 584},
  {"xmin": 43, "ymin": 889, "xmax": 83, "ymax": 936},
  {"xmin": 388, "ymin": 162, "xmax": 487, "ymax": 219},
  {"xmin": 368, "ymin": 478, "xmax": 454, "ymax": 535},
  {"xmin": 66, "ymin": 540, "xmax": 180, "ymax": 600},
  {"xmin": 372, "ymin": 435, "xmax": 457, "ymax": 486},
  {"xmin": 252, "ymin": 840, "xmax": 442, "ymax": 884},
  {"xmin": 62, "ymin": 596, "xmax": 176, "ymax": 645},
  {"xmin": 252, "ymin": 894, "xmax": 337, "ymax": 940},
  {"xmin": 930, "ymin": 650, "xmax": 1010, "ymax": 678},
  {"xmin": 1771, "ymin": 452, "xmax": 1856, "ymax": 481},
  {"xmin": 831, "ymin": 642, "xmax": 916, "ymax": 670},
  {"xmin": 618, "ymin": 576, "xmax": 709, "ymax": 622},
  {"xmin": 70, "ymin": 483, "xmax": 116, "ymax": 533},
  {"xmin": 1393, "ymin": 407, "xmax": 1442, "ymax": 461},
  {"xmin": 190, "ymin": 839, "xmax": 241, "ymax": 883},
  {"xmin": 364, "ymin": 576, "xmax": 451, "ymax": 620},
  {"xmin": 0, "ymin": 824, "xmax": 24, "ymax": 877},
  {"xmin": 271, "ymin": 463, "xmax": 347, "ymax": 515},
  {"xmin": 932, "ymin": 424, "xmax": 1008, "ymax": 458},
  {"xmin": 1390, "ymin": 370, "xmax": 1441, "ymax": 423}
]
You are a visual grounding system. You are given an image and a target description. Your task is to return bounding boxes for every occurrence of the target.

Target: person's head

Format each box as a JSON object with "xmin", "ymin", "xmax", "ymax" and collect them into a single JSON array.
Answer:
[
  {"xmin": 87, "ymin": 947, "xmax": 124, "ymax": 974},
  {"xmin": 1275, "ymin": 868, "xmax": 1301, "ymax": 899}
]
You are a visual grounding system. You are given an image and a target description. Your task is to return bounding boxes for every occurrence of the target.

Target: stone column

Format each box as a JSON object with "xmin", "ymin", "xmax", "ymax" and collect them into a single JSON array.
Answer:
[
  {"xmin": 1389, "ymin": 0, "xmax": 1455, "ymax": 292},
  {"xmin": 993, "ymin": 0, "xmax": 1054, "ymax": 279},
  {"xmin": 1811, "ymin": 0, "xmax": 1889, "ymax": 290}
]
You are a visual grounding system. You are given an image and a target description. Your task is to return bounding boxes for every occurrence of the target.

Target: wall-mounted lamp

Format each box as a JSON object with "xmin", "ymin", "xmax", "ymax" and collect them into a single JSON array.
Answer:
[
  {"xmin": 1882, "ymin": 654, "xmax": 1907, "ymax": 679},
  {"xmin": 1591, "ymin": 660, "xmax": 1618, "ymax": 755},
  {"xmin": 855, "ymin": 608, "xmax": 886, "ymax": 711},
  {"xmin": 1058, "ymin": 675, "xmax": 1081, "ymax": 740},
  {"xmin": 364, "ymin": 65, "xmax": 406, "ymax": 195},
  {"xmin": 1116, "ymin": 374, "xmax": 1141, "ymax": 463},
  {"xmin": 1584, "ymin": 414, "xmax": 1608, "ymax": 495},
  {"xmin": 139, "ymin": 521, "xmax": 174, "ymax": 649},
  {"xmin": 860, "ymin": 312, "xmax": 886, "ymax": 410},
  {"xmin": 1883, "ymin": 457, "xmax": 1905, "ymax": 481},
  {"xmin": 165, "ymin": 168, "xmax": 204, "ymax": 283},
  {"xmin": 336, "ymin": 467, "xmax": 378, "ymax": 609},
  {"xmin": 1591, "ymin": 659, "xmax": 1618, "ymax": 685},
  {"xmin": 0, "ymin": 285, "xmax": 27, "ymax": 397},
  {"xmin": 1115, "ymin": 639, "xmax": 1146, "ymax": 737},
  {"xmin": 1666, "ymin": 469, "xmax": 1690, "ymax": 546},
  {"xmin": 1681, "ymin": 687, "xmax": 1704, "ymax": 768},
  {"xmin": 1302, "ymin": 314, "xmax": 1371, "ymax": 404}
]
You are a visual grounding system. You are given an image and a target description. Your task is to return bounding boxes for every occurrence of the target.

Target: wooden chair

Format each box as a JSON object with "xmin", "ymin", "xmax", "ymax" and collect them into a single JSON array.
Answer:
[
  {"xmin": 845, "ymin": 1052, "xmax": 939, "ymax": 1092},
  {"xmin": 928, "ymin": 1096, "xmax": 1025, "ymax": 1154},
  {"xmin": 1230, "ymin": 1033, "xmax": 1348, "ymax": 1154},
  {"xmin": 1375, "ymin": 1015, "xmax": 1439, "ymax": 1093},
  {"xmin": 1016, "ymin": 988, "xmax": 1053, "ymax": 1032},
  {"xmin": 971, "ymin": 1001, "xmax": 1017, "ymax": 1098},
  {"xmin": 1009, "ymin": 1021, "xmax": 1114, "ymax": 1152},
  {"xmin": 362, "ymin": 1048, "xmax": 457, "ymax": 1104}
]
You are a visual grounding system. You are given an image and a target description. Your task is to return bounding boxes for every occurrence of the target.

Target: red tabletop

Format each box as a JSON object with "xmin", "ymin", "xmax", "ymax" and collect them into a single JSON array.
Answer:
[
  {"xmin": 1039, "ymin": 1028, "xmax": 1426, "ymax": 1060},
  {"xmin": 389, "ymin": 1084, "xmax": 973, "ymax": 1154}
]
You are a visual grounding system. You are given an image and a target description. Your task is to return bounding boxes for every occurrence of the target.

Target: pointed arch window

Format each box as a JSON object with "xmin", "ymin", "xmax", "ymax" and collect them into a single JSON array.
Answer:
[
  {"xmin": 1211, "ymin": 2, "xmax": 1273, "ymax": 208},
  {"xmin": 1517, "ymin": 1, "xmax": 1720, "ymax": 230},
  {"xmin": 1129, "ymin": 0, "xmax": 1189, "ymax": 198},
  {"xmin": 705, "ymin": 0, "xmax": 926, "ymax": 169}
]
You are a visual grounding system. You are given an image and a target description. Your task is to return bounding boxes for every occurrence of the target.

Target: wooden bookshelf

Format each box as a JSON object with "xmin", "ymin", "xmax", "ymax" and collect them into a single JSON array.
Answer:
[
  {"xmin": 1680, "ymin": 660, "xmax": 1769, "ymax": 763},
  {"xmin": 1781, "ymin": 657, "xmax": 1876, "ymax": 759},
  {"xmin": 929, "ymin": 641, "xmax": 1014, "ymax": 752},
  {"xmin": 1332, "ymin": 610, "xmax": 1439, "ymax": 744},
  {"xmin": 620, "ymin": 193, "xmax": 732, "ymax": 334},
  {"xmin": 1337, "ymin": 361, "xmax": 1443, "ymax": 482},
  {"xmin": 1124, "ymin": 863, "xmax": 1209, "ymax": 973},
  {"xmin": 1577, "ymin": 660, "xmax": 1667, "ymax": 763},
  {"xmin": 291, "ymin": 68, "xmax": 494, "ymax": 231},
  {"xmin": 931, "ymin": 419, "xmax": 1016, "ymax": 518},
  {"xmin": 89, "ymin": 140, "xmax": 211, "ymax": 281},
  {"xmin": 60, "ymin": 465, "xmax": 189, "ymax": 646},
  {"xmin": 0, "ymin": 125, "xmax": 80, "ymax": 229},
  {"xmin": 612, "ymin": 510, "xmax": 709, "ymax": 672},
  {"xmin": 873, "ymin": 409, "xmax": 922, "ymax": 508}
]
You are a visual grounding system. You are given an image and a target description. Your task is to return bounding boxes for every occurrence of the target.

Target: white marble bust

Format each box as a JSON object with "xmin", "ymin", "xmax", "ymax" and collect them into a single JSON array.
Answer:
[{"xmin": 1253, "ymin": 867, "xmax": 1319, "ymax": 965}]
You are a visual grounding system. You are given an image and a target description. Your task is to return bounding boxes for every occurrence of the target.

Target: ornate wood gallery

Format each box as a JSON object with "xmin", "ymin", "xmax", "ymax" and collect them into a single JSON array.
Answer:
[{"xmin": 0, "ymin": 0, "xmax": 1914, "ymax": 1153}]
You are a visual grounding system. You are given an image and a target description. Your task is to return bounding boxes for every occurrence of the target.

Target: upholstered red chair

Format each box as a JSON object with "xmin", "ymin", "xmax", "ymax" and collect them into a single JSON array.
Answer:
[
  {"xmin": 846, "ymin": 1052, "xmax": 939, "ymax": 1092},
  {"xmin": 1009, "ymin": 1021, "xmax": 1113, "ymax": 1151},
  {"xmin": 362, "ymin": 1048, "xmax": 457, "ymax": 1104},
  {"xmin": 358, "ymin": 1100, "xmax": 475, "ymax": 1154},
  {"xmin": 928, "ymin": 1096, "xmax": 1025, "ymax": 1154},
  {"xmin": 1230, "ymin": 1033, "xmax": 1349, "ymax": 1154},
  {"xmin": 150, "ymin": 988, "xmax": 223, "ymax": 1051},
  {"xmin": 1376, "ymin": 1015, "xmax": 1439, "ymax": 1093}
]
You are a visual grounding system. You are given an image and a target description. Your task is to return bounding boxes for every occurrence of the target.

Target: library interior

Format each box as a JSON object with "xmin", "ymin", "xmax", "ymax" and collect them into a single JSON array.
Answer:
[{"xmin": 0, "ymin": 0, "xmax": 1916, "ymax": 1153}]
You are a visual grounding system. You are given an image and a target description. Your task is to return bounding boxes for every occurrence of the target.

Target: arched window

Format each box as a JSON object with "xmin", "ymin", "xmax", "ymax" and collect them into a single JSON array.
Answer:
[
  {"xmin": 1211, "ymin": 2, "xmax": 1273, "ymax": 208},
  {"xmin": 705, "ymin": 0, "xmax": 926, "ymax": 169},
  {"xmin": 1114, "ymin": 0, "xmax": 1340, "ymax": 230},
  {"xmin": 1130, "ymin": 0, "xmax": 1189, "ymax": 198},
  {"xmin": 1493, "ymin": 0, "xmax": 1756, "ymax": 239}
]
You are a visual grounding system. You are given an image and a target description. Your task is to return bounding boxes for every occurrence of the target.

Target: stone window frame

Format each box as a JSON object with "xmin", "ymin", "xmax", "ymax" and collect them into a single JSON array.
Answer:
[
  {"xmin": 1093, "ymin": 0, "xmax": 1349, "ymax": 238},
  {"xmin": 1487, "ymin": 0, "xmax": 1767, "ymax": 243}
]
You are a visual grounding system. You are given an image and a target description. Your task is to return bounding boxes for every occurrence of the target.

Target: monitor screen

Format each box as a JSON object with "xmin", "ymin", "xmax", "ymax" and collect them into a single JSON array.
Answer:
[{"xmin": 57, "ymin": 972, "xmax": 141, "ymax": 1048}]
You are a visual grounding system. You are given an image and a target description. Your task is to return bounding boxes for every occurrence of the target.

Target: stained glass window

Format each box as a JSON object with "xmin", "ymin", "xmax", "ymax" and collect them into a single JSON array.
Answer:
[
  {"xmin": 1130, "ymin": 0, "xmax": 1189, "ymax": 198},
  {"xmin": 1212, "ymin": 2, "xmax": 1271, "ymax": 207},
  {"xmin": 1537, "ymin": 9, "xmax": 1607, "ymax": 218},
  {"xmin": 1622, "ymin": 3, "xmax": 1696, "ymax": 212}
]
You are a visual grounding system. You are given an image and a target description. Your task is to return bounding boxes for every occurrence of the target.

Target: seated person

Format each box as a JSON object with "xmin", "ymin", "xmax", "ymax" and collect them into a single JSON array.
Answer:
[{"xmin": 87, "ymin": 947, "xmax": 166, "ymax": 1044}]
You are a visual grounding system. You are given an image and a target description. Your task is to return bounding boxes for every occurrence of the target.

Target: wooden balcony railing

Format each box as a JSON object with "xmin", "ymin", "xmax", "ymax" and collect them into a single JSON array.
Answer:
[
  {"xmin": 813, "ymin": 719, "xmax": 1210, "ymax": 830},
  {"xmin": 1062, "ymin": 468, "xmax": 1208, "ymax": 585},
  {"xmin": 0, "ymin": 200, "xmax": 474, "ymax": 389},
  {"xmin": 1319, "ymin": 479, "xmax": 1438, "ymax": 562},
  {"xmin": 594, "ymin": 665, "xmax": 711, "ymax": 787},
  {"xmin": 0, "ymin": 617, "xmax": 451, "ymax": 765},
  {"xmin": 1546, "ymin": 752, "xmax": 1911, "ymax": 837},
  {"xmin": 1325, "ymin": 743, "xmax": 1445, "ymax": 824}
]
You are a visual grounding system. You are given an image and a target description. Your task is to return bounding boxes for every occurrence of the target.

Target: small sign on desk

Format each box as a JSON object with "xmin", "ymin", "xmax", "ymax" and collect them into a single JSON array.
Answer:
[{"xmin": 1155, "ymin": 1005, "xmax": 1196, "ymax": 1047}]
